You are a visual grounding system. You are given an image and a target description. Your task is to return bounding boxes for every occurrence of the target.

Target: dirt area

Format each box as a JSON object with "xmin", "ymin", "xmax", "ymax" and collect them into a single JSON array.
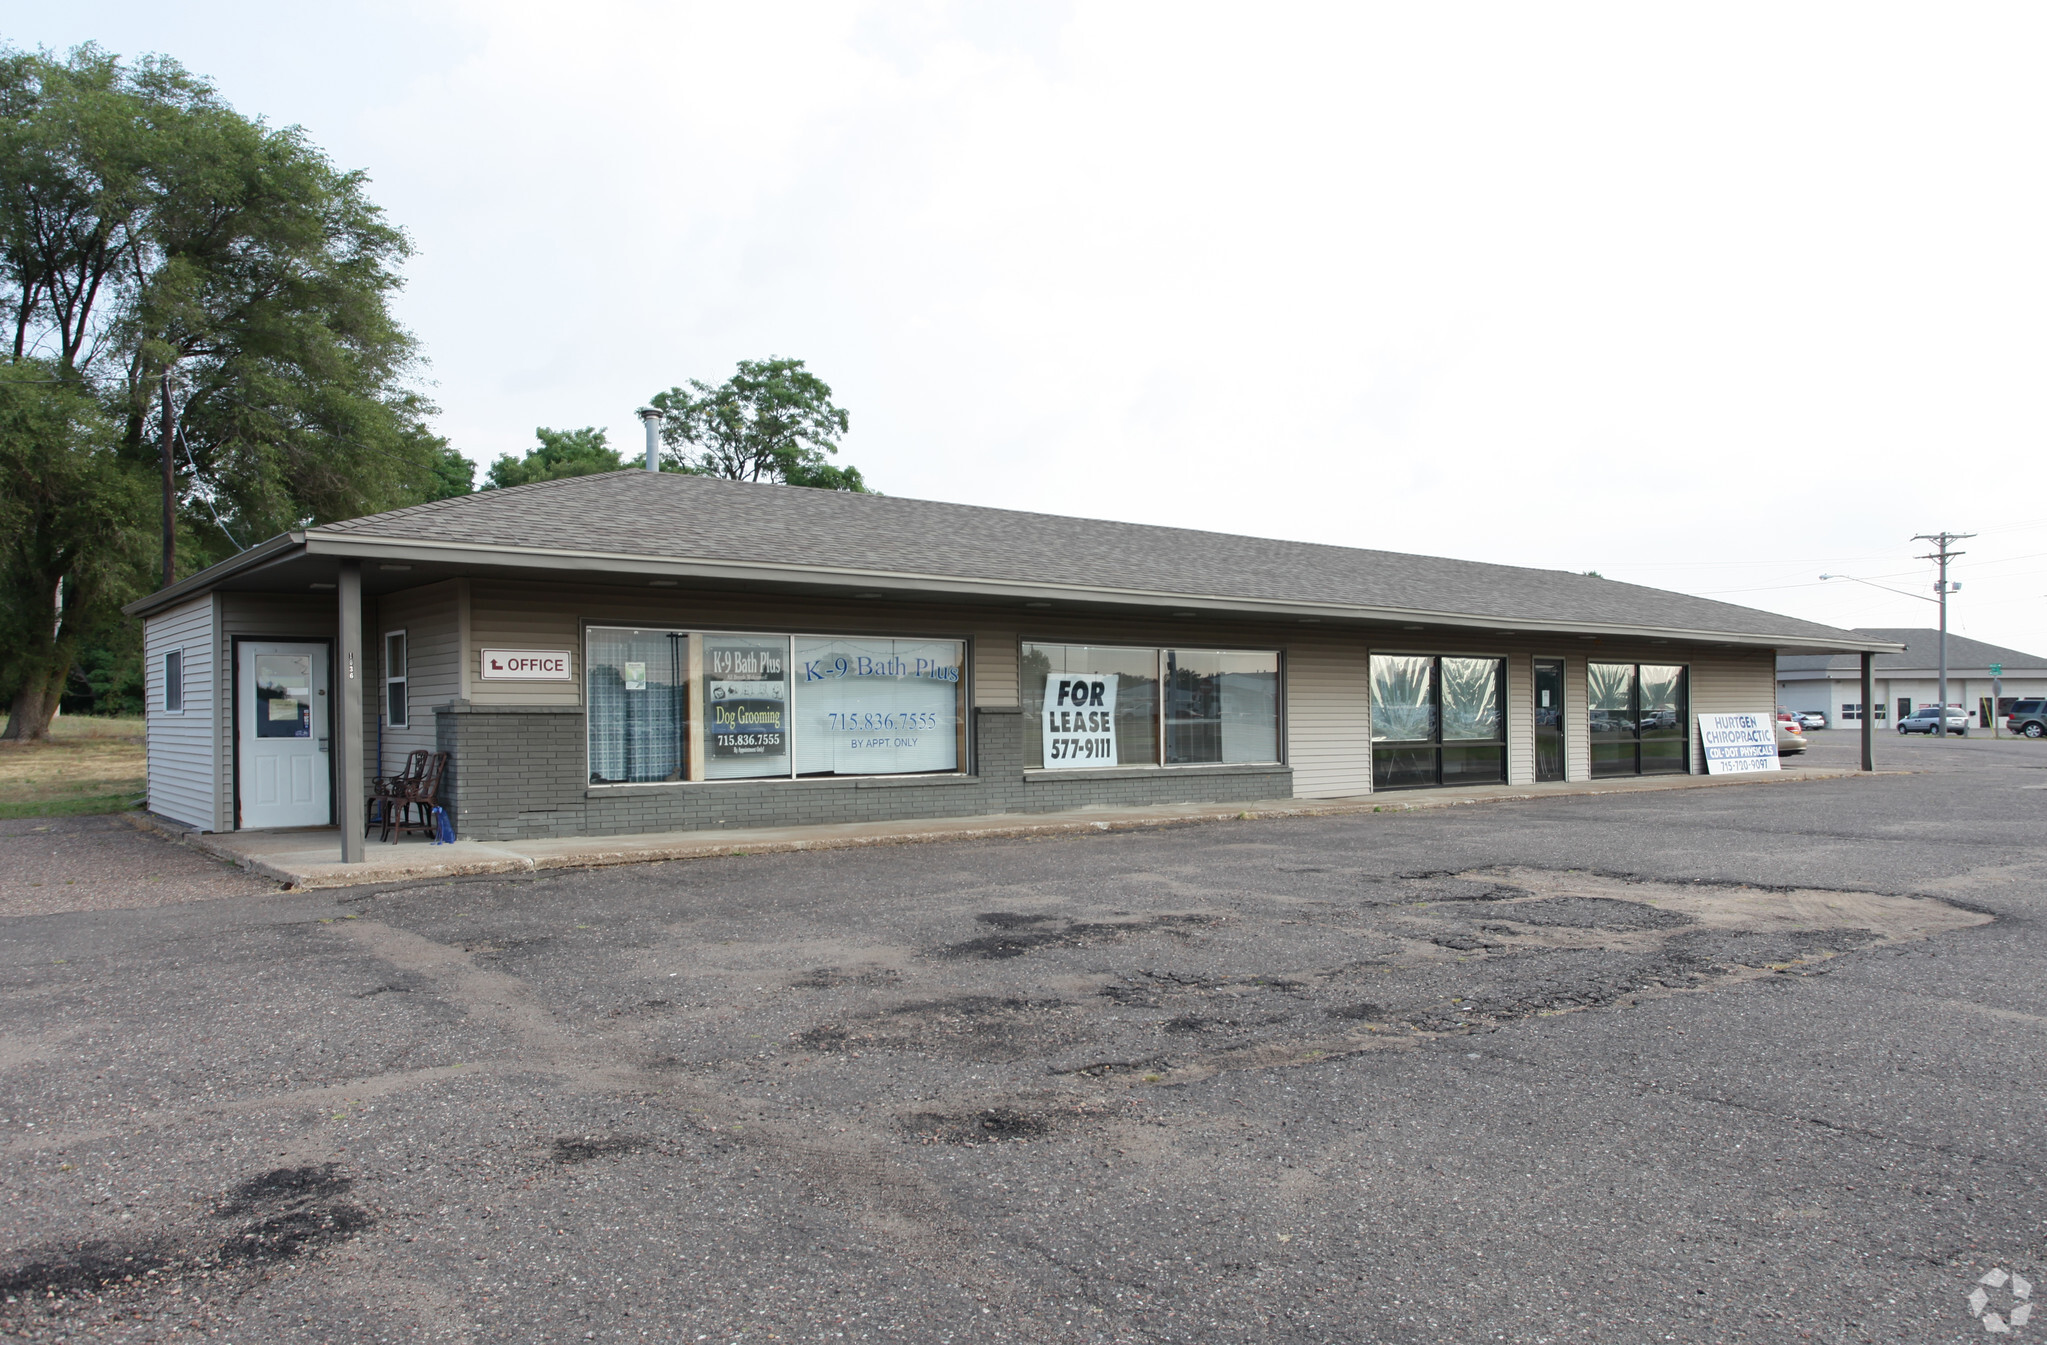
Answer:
[
  {"xmin": 0, "ymin": 716, "xmax": 146, "ymax": 820},
  {"xmin": 0, "ymin": 814, "xmax": 277, "ymax": 918}
]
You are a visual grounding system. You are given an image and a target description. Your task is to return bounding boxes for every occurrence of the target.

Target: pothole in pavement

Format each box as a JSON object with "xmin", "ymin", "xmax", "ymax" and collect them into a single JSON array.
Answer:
[
  {"xmin": 795, "ymin": 993, "xmax": 1089, "ymax": 1062},
  {"xmin": 901, "ymin": 1097, "xmax": 1140, "ymax": 1144},
  {"xmin": 774, "ymin": 869, "xmax": 1988, "ymax": 1095},
  {"xmin": 0, "ymin": 1163, "xmax": 373, "ymax": 1328},
  {"xmin": 1079, "ymin": 867, "xmax": 1990, "ymax": 1082},
  {"xmin": 931, "ymin": 910, "xmax": 1224, "ymax": 960}
]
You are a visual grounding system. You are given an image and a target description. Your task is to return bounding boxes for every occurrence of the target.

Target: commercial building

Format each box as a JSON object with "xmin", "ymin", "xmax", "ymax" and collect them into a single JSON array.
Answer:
[
  {"xmin": 1776, "ymin": 629, "xmax": 2047, "ymax": 730},
  {"xmin": 127, "ymin": 472, "xmax": 1893, "ymax": 863}
]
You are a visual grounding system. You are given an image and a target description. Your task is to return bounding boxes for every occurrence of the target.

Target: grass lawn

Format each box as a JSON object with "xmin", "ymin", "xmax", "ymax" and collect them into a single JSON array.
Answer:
[{"xmin": 0, "ymin": 714, "xmax": 148, "ymax": 819}]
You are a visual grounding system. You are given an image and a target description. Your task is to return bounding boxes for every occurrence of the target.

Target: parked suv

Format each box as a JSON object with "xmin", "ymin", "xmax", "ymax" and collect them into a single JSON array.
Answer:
[
  {"xmin": 1898, "ymin": 705, "xmax": 1969, "ymax": 735},
  {"xmin": 2008, "ymin": 699, "xmax": 2047, "ymax": 739}
]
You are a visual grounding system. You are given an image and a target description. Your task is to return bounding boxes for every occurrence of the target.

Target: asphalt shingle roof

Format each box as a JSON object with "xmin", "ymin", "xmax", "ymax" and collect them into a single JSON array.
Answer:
[
  {"xmin": 1777, "ymin": 628, "xmax": 2047, "ymax": 673},
  {"xmin": 316, "ymin": 471, "xmax": 1874, "ymax": 645}
]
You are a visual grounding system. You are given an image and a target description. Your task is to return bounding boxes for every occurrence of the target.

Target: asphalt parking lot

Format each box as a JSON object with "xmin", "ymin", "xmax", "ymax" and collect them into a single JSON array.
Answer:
[{"xmin": 3, "ymin": 733, "xmax": 2045, "ymax": 1343}]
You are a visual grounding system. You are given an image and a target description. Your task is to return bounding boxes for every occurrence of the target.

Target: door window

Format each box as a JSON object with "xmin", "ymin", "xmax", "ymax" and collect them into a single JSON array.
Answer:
[{"xmin": 253, "ymin": 654, "xmax": 313, "ymax": 739}]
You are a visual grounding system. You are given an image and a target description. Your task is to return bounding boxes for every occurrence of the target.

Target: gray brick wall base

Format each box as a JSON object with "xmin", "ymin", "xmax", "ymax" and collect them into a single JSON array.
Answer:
[{"xmin": 435, "ymin": 705, "xmax": 1293, "ymax": 842}]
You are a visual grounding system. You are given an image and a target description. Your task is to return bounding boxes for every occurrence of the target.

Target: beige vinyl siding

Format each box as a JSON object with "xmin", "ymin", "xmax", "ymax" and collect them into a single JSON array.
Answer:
[
  {"xmin": 1285, "ymin": 635, "xmax": 1371, "ymax": 798},
  {"xmin": 370, "ymin": 581, "xmax": 461, "ymax": 775},
  {"xmin": 1682, "ymin": 647, "xmax": 1777, "ymax": 771},
  {"xmin": 972, "ymin": 629, "xmax": 1019, "ymax": 707},
  {"xmin": 454, "ymin": 580, "xmax": 1784, "ymax": 795},
  {"xmin": 1504, "ymin": 654, "xmax": 1532, "ymax": 785},
  {"xmin": 145, "ymin": 595, "xmax": 215, "ymax": 829},
  {"xmin": 1564, "ymin": 655, "xmax": 1590, "ymax": 782}
]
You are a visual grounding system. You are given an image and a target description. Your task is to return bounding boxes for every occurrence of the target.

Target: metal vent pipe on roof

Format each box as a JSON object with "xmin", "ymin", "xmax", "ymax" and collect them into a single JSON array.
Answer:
[{"xmin": 638, "ymin": 407, "xmax": 664, "ymax": 471}]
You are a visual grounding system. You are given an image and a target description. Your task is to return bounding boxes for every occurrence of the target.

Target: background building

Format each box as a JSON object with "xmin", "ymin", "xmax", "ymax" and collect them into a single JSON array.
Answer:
[{"xmin": 1776, "ymin": 629, "xmax": 2047, "ymax": 729}]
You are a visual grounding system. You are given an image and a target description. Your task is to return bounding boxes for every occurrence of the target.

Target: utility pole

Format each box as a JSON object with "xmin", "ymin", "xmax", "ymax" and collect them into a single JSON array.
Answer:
[
  {"xmin": 159, "ymin": 371, "xmax": 177, "ymax": 590},
  {"xmin": 1913, "ymin": 531, "xmax": 1974, "ymax": 738}
]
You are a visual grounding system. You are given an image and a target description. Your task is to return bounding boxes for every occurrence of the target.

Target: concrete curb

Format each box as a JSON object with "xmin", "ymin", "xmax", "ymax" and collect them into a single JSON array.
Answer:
[{"xmin": 123, "ymin": 764, "xmax": 1882, "ymax": 891}]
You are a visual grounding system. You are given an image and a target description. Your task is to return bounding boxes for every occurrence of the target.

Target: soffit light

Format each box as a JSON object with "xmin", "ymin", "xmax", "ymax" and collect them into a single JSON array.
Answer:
[
  {"xmin": 309, "ymin": 582, "xmax": 335, "ymax": 591},
  {"xmin": 854, "ymin": 592, "xmax": 883, "ymax": 600},
  {"xmin": 378, "ymin": 563, "xmax": 412, "ymax": 572},
  {"xmin": 649, "ymin": 579, "xmax": 677, "ymax": 587},
  {"xmin": 1025, "ymin": 601, "xmax": 1052, "ymax": 609}
]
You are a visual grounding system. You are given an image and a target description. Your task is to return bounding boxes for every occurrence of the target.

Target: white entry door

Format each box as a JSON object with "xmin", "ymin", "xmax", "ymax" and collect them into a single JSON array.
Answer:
[{"xmin": 238, "ymin": 642, "xmax": 331, "ymax": 828}]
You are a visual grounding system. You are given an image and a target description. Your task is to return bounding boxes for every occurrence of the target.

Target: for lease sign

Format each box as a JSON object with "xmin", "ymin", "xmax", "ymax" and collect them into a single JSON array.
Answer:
[
  {"xmin": 480, "ymin": 649, "xmax": 573, "ymax": 681},
  {"xmin": 1698, "ymin": 712, "xmax": 1779, "ymax": 774},
  {"xmin": 1043, "ymin": 673, "xmax": 1118, "ymax": 768}
]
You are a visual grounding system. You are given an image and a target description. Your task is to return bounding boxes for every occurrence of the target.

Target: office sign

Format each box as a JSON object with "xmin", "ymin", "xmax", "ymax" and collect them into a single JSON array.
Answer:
[
  {"xmin": 1698, "ymin": 712, "xmax": 1779, "ymax": 774},
  {"xmin": 1043, "ymin": 673, "xmax": 1118, "ymax": 768},
  {"xmin": 480, "ymin": 649, "xmax": 573, "ymax": 681}
]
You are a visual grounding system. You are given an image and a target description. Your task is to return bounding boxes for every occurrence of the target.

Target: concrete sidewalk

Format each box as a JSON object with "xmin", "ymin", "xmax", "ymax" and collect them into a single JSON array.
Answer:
[
  {"xmin": 132, "ymin": 764, "xmax": 1874, "ymax": 890},
  {"xmin": 132, "ymin": 761, "xmax": 1883, "ymax": 888}
]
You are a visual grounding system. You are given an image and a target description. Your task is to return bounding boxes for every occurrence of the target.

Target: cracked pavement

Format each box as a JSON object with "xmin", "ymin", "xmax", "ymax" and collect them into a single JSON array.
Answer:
[{"xmin": 3, "ymin": 731, "xmax": 2045, "ymax": 1342}]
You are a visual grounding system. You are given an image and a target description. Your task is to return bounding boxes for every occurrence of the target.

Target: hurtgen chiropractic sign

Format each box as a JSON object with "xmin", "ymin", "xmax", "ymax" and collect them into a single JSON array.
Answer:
[
  {"xmin": 1698, "ymin": 712, "xmax": 1780, "ymax": 774},
  {"xmin": 1043, "ymin": 673, "xmax": 1118, "ymax": 768}
]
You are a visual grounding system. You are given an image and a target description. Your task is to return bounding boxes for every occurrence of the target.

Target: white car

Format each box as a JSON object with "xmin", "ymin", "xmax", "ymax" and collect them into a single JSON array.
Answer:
[{"xmin": 1775, "ymin": 715, "xmax": 1807, "ymax": 754}]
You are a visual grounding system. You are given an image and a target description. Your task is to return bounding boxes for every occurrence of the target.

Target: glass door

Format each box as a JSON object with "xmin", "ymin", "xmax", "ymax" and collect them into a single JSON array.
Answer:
[{"xmin": 1534, "ymin": 660, "xmax": 1565, "ymax": 782}]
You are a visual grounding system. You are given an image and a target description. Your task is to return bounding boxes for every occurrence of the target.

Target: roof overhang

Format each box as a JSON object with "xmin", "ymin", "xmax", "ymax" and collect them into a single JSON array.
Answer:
[{"xmin": 124, "ymin": 531, "xmax": 1905, "ymax": 655}]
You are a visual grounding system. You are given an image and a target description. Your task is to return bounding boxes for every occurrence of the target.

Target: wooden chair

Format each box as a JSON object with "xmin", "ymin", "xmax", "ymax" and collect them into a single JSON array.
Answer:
[
  {"xmin": 387, "ymin": 751, "xmax": 449, "ymax": 843},
  {"xmin": 367, "ymin": 750, "xmax": 430, "ymax": 840}
]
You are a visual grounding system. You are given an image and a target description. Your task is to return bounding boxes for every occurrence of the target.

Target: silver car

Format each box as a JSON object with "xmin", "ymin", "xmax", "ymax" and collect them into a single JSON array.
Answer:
[{"xmin": 1897, "ymin": 705, "xmax": 1968, "ymax": 735}]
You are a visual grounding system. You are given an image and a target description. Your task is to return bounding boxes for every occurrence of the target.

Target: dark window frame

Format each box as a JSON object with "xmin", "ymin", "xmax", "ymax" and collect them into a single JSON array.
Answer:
[
  {"xmin": 1370, "ymin": 652, "xmax": 1509, "ymax": 791},
  {"xmin": 1588, "ymin": 662, "xmax": 1691, "ymax": 778}
]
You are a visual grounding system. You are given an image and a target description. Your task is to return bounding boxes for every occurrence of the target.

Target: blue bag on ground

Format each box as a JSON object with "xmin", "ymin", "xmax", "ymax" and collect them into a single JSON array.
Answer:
[{"xmin": 432, "ymin": 806, "xmax": 455, "ymax": 845}]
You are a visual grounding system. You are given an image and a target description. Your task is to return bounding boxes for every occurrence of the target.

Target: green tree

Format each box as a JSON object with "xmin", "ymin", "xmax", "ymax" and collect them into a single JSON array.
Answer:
[
  {"xmin": 426, "ymin": 441, "xmax": 475, "ymax": 498},
  {"xmin": 650, "ymin": 357, "xmax": 869, "ymax": 491},
  {"xmin": 0, "ymin": 363, "xmax": 152, "ymax": 738},
  {"xmin": 483, "ymin": 426, "xmax": 623, "ymax": 489},
  {"xmin": 1, "ymin": 44, "xmax": 456, "ymax": 737}
]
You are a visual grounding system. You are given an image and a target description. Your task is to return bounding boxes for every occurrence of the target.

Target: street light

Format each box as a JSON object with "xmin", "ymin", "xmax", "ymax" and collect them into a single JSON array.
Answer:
[{"xmin": 1817, "ymin": 574, "xmax": 1937, "ymax": 605}]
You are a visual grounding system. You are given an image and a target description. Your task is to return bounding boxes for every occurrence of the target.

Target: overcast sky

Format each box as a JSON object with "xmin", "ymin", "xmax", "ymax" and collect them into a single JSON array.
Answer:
[{"xmin": 21, "ymin": 3, "xmax": 2047, "ymax": 655}]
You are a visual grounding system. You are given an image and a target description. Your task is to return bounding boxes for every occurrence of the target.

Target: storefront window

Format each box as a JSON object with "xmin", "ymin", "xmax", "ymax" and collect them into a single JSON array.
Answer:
[
  {"xmin": 703, "ymin": 635, "xmax": 790, "ymax": 779},
  {"xmin": 1371, "ymin": 654, "xmax": 1506, "ymax": 789},
  {"xmin": 1022, "ymin": 644, "xmax": 1158, "ymax": 767},
  {"xmin": 1022, "ymin": 643, "xmax": 1280, "ymax": 769},
  {"xmin": 1166, "ymin": 650, "xmax": 1280, "ymax": 764},
  {"xmin": 589, "ymin": 628, "xmax": 964, "ymax": 785},
  {"xmin": 589, "ymin": 628, "xmax": 689, "ymax": 784},
  {"xmin": 792, "ymin": 637, "xmax": 964, "ymax": 776},
  {"xmin": 1589, "ymin": 662, "xmax": 1689, "ymax": 777}
]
